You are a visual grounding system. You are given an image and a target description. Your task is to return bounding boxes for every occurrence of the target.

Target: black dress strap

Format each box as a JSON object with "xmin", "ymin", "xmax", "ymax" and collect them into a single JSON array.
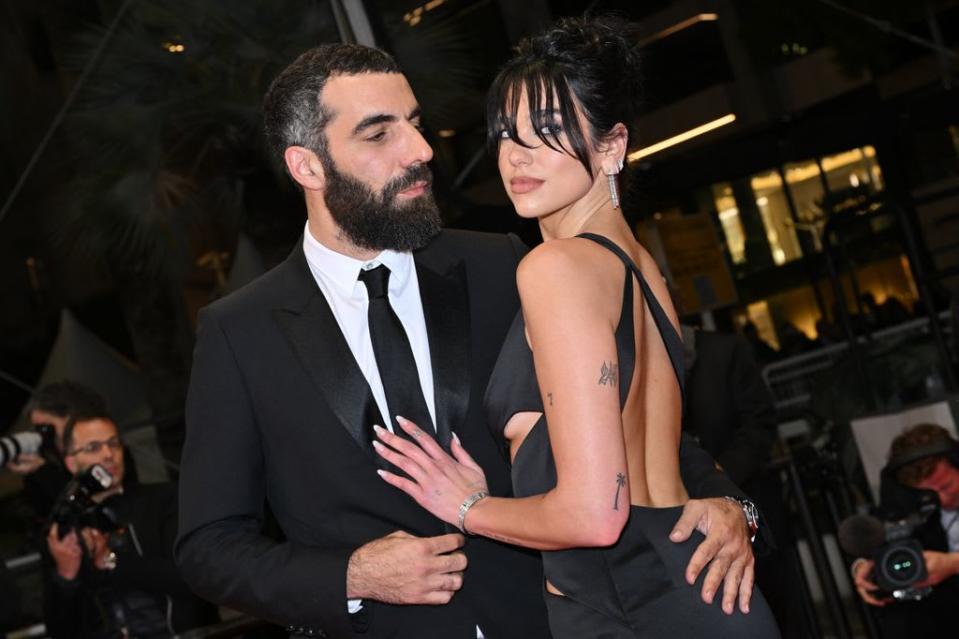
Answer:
[{"xmin": 576, "ymin": 233, "xmax": 686, "ymax": 399}]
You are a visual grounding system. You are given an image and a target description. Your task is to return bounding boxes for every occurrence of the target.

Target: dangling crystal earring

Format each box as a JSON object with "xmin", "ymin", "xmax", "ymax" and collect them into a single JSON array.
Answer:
[{"xmin": 607, "ymin": 172, "xmax": 620, "ymax": 209}]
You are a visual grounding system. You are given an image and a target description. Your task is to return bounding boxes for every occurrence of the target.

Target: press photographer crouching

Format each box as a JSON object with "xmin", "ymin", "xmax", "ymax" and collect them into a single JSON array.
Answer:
[
  {"xmin": 846, "ymin": 423, "xmax": 959, "ymax": 637},
  {"xmin": 43, "ymin": 409, "xmax": 217, "ymax": 638}
]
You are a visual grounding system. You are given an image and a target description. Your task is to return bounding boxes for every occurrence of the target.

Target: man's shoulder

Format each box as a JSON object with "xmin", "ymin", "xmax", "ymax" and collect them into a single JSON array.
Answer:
[
  {"xmin": 425, "ymin": 228, "xmax": 526, "ymax": 260},
  {"xmin": 199, "ymin": 247, "xmax": 305, "ymax": 324}
]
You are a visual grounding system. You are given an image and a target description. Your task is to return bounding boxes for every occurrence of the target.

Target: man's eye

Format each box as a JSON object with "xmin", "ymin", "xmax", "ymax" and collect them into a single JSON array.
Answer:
[{"xmin": 367, "ymin": 131, "xmax": 387, "ymax": 142}]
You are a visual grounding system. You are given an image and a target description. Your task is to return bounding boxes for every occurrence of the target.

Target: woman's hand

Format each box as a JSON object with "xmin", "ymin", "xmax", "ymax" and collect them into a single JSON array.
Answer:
[{"xmin": 374, "ymin": 416, "xmax": 488, "ymax": 529}]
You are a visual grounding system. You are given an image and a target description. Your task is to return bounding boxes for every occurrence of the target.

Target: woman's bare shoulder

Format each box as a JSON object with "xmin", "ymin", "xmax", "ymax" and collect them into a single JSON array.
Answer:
[
  {"xmin": 517, "ymin": 237, "xmax": 613, "ymax": 285},
  {"xmin": 516, "ymin": 238, "xmax": 623, "ymax": 315}
]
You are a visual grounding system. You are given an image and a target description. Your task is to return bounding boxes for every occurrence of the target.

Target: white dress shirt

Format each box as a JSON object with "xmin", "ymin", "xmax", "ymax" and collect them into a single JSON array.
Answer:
[
  {"xmin": 303, "ymin": 224, "xmax": 444, "ymax": 619},
  {"xmin": 302, "ymin": 224, "xmax": 437, "ymax": 431}
]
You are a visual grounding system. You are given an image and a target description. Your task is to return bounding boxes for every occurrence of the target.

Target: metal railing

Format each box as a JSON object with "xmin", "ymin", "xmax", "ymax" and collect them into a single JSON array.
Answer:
[{"xmin": 763, "ymin": 311, "xmax": 954, "ymax": 416}]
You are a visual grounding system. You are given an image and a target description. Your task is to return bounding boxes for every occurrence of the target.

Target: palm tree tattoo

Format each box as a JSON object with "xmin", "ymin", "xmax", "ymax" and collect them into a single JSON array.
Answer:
[{"xmin": 614, "ymin": 473, "xmax": 626, "ymax": 510}]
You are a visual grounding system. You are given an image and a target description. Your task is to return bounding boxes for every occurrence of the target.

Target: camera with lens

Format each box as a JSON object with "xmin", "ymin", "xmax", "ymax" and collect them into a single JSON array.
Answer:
[
  {"xmin": 0, "ymin": 424, "xmax": 57, "ymax": 467},
  {"xmin": 49, "ymin": 464, "xmax": 120, "ymax": 539},
  {"xmin": 872, "ymin": 512, "xmax": 932, "ymax": 600},
  {"xmin": 840, "ymin": 505, "xmax": 935, "ymax": 601}
]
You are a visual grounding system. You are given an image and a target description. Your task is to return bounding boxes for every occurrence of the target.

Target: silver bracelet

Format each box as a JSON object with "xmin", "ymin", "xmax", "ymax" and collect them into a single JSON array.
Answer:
[{"xmin": 457, "ymin": 490, "xmax": 489, "ymax": 534}]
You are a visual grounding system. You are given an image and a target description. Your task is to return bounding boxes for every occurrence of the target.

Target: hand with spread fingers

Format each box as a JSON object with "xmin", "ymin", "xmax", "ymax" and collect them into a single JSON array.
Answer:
[
  {"xmin": 669, "ymin": 498, "xmax": 755, "ymax": 614},
  {"xmin": 374, "ymin": 417, "xmax": 488, "ymax": 529}
]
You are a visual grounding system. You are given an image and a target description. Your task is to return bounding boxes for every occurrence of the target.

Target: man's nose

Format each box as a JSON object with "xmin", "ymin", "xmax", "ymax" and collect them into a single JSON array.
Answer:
[{"xmin": 404, "ymin": 124, "xmax": 433, "ymax": 166}]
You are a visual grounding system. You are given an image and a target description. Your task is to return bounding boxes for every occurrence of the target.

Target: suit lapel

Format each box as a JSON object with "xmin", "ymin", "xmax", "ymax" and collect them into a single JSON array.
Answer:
[
  {"xmin": 415, "ymin": 255, "xmax": 471, "ymax": 452},
  {"xmin": 273, "ymin": 246, "xmax": 384, "ymax": 463}
]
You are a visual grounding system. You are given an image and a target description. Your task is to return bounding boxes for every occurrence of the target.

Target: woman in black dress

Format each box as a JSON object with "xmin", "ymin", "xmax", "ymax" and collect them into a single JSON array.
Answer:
[{"xmin": 374, "ymin": 16, "xmax": 780, "ymax": 638}]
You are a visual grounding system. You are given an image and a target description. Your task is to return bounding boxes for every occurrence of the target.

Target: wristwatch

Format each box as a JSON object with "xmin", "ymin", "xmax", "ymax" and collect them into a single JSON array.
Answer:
[
  {"xmin": 724, "ymin": 496, "xmax": 760, "ymax": 543},
  {"xmin": 101, "ymin": 551, "xmax": 118, "ymax": 572}
]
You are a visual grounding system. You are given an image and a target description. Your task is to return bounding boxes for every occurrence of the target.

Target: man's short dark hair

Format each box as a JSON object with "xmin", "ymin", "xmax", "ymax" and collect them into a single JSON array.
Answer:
[
  {"xmin": 62, "ymin": 407, "xmax": 116, "ymax": 455},
  {"xmin": 262, "ymin": 43, "xmax": 401, "ymax": 170},
  {"xmin": 891, "ymin": 423, "xmax": 956, "ymax": 486},
  {"xmin": 28, "ymin": 381, "xmax": 108, "ymax": 420}
]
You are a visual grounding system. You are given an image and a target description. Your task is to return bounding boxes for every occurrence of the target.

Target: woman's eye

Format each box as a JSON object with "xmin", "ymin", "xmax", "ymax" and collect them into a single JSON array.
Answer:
[{"xmin": 539, "ymin": 123, "xmax": 562, "ymax": 136}]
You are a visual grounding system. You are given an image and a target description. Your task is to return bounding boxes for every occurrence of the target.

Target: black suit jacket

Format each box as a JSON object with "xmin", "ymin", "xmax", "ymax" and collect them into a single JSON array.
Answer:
[
  {"xmin": 683, "ymin": 330, "xmax": 777, "ymax": 487},
  {"xmin": 176, "ymin": 230, "xmax": 743, "ymax": 639}
]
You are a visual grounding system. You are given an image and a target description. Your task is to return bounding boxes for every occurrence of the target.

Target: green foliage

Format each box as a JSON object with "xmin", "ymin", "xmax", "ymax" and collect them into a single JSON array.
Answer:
[{"xmin": 50, "ymin": 0, "xmax": 338, "ymax": 277}]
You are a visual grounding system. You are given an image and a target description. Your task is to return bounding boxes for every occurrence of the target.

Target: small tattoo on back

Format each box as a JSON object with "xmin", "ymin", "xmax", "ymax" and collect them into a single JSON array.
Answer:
[
  {"xmin": 598, "ymin": 361, "xmax": 618, "ymax": 386},
  {"xmin": 547, "ymin": 392, "xmax": 554, "ymax": 406}
]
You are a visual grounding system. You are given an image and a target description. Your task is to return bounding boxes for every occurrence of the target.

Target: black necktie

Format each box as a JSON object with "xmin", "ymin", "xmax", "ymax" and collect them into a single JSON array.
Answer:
[{"xmin": 359, "ymin": 265, "xmax": 435, "ymax": 443}]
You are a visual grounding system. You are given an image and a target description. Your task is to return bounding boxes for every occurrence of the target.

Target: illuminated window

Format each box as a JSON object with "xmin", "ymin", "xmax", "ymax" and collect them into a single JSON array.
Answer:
[
  {"xmin": 821, "ymin": 146, "xmax": 883, "ymax": 193},
  {"xmin": 711, "ymin": 183, "xmax": 746, "ymax": 264},
  {"xmin": 750, "ymin": 170, "xmax": 803, "ymax": 265},
  {"xmin": 746, "ymin": 301, "xmax": 779, "ymax": 349}
]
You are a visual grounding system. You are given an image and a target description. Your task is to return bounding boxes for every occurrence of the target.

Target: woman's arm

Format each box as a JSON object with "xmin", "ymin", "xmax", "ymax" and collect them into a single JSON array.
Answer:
[{"xmin": 377, "ymin": 239, "xmax": 632, "ymax": 550}]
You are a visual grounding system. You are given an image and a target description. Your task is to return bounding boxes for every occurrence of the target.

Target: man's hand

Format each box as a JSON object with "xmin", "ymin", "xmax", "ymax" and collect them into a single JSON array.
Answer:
[
  {"xmin": 6, "ymin": 452, "xmax": 45, "ymax": 475},
  {"xmin": 851, "ymin": 558, "xmax": 892, "ymax": 606},
  {"xmin": 47, "ymin": 524, "xmax": 82, "ymax": 581},
  {"xmin": 347, "ymin": 531, "xmax": 467, "ymax": 605},
  {"xmin": 915, "ymin": 550, "xmax": 959, "ymax": 589},
  {"xmin": 670, "ymin": 497, "xmax": 754, "ymax": 615},
  {"xmin": 80, "ymin": 528, "xmax": 113, "ymax": 571}
]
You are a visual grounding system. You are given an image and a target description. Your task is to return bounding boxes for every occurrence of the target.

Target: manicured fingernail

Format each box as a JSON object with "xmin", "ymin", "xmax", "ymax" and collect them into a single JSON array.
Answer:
[
  {"xmin": 395, "ymin": 415, "xmax": 407, "ymax": 424},
  {"xmin": 743, "ymin": 604, "xmax": 750, "ymax": 614},
  {"xmin": 372, "ymin": 440, "xmax": 384, "ymax": 450},
  {"xmin": 452, "ymin": 431, "xmax": 461, "ymax": 443},
  {"xmin": 376, "ymin": 470, "xmax": 386, "ymax": 477},
  {"xmin": 670, "ymin": 530, "xmax": 681, "ymax": 540},
  {"xmin": 373, "ymin": 424, "xmax": 385, "ymax": 435}
]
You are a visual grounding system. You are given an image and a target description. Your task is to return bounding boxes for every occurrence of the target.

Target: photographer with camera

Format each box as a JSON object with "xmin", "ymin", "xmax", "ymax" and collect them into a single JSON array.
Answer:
[
  {"xmin": 43, "ymin": 409, "xmax": 217, "ymax": 639},
  {"xmin": 4, "ymin": 382, "xmax": 110, "ymax": 519},
  {"xmin": 848, "ymin": 423, "xmax": 959, "ymax": 637}
]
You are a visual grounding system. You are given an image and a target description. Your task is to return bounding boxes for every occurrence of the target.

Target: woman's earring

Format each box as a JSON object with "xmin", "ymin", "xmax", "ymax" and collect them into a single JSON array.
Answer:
[{"xmin": 607, "ymin": 172, "xmax": 620, "ymax": 209}]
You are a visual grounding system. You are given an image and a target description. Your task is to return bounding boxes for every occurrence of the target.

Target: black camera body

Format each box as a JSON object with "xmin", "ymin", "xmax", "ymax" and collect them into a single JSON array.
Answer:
[
  {"xmin": 871, "ymin": 515, "xmax": 931, "ymax": 600},
  {"xmin": 50, "ymin": 464, "xmax": 119, "ymax": 539}
]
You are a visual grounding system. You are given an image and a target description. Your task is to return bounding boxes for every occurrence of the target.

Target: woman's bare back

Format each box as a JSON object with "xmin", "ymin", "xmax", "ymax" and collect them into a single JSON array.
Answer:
[{"xmin": 504, "ymin": 234, "xmax": 687, "ymax": 509}]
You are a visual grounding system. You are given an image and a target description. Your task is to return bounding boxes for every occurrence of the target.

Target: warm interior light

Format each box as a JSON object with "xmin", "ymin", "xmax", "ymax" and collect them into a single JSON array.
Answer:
[
  {"xmin": 638, "ymin": 13, "xmax": 719, "ymax": 47},
  {"xmin": 437, "ymin": 129, "xmax": 456, "ymax": 138},
  {"xmin": 404, "ymin": 0, "xmax": 447, "ymax": 26},
  {"xmin": 628, "ymin": 113, "xmax": 736, "ymax": 162}
]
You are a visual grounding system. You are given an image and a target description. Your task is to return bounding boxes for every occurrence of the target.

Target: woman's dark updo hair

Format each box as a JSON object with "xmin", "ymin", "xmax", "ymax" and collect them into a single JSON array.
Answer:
[{"xmin": 487, "ymin": 15, "xmax": 643, "ymax": 178}]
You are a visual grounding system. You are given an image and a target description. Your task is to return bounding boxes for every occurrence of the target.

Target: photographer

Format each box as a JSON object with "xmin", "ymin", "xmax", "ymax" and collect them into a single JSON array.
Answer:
[
  {"xmin": 43, "ymin": 410, "xmax": 217, "ymax": 638},
  {"xmin": 5, "ymin": 381, "xmax": 108, "ymax": 519},
  {"xmin": 851, "ymin": 423, "xmax": 959, "ymax": 637}
]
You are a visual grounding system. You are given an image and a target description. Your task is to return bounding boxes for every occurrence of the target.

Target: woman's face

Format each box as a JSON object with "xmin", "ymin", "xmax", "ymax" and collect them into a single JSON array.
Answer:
[{"xmin": 496, "ymin": 89, "xmax": 600, "ymax": 219}]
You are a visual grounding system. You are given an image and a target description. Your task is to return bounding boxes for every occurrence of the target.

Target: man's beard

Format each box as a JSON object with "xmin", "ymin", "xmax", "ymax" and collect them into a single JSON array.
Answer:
[{"xmin": 322, "ymin": 158, "xmax": 442, "ymax": 252}]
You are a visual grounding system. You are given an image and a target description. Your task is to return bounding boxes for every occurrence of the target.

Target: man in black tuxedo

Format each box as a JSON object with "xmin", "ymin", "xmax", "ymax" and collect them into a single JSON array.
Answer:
[{"xmin": 176, "ymin": 44, "xmax": 762, "ymax": 639}]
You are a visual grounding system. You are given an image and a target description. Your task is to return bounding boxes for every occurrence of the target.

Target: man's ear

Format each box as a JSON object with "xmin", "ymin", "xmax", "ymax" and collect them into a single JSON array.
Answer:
[
  {"xmin": 599, "ymin": 123, "xmax": 628, "ymax": 175},
  {"xmin": 284, "ymin": 146, "xmax": 326, "ymax": 191}
]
